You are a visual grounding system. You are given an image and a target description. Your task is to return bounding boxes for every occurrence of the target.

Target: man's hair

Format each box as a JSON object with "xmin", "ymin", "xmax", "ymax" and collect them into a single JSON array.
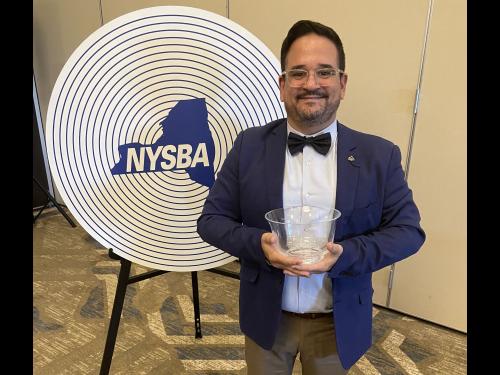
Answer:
[{"xmin": 280, "ymin": 20, "xmax": 345, "ymax": 72}]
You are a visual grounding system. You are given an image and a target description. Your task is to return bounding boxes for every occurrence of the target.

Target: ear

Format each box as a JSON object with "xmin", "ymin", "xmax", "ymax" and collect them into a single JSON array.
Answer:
[
  {"xmin": 339, "ymin": 73, "xmax": 348, "ymax": 100},
  {"xmin": 279, "ymin": 75, "xmax": 286, "ymax": 102}
]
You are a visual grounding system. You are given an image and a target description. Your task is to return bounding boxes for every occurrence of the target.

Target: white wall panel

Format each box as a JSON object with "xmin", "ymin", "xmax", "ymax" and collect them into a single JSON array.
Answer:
[
  {"xmin": 101, "ymin": 0, "xmax": 227, "ymax": 23},
  {"xmin": 33, "ymin": 0, "xmax": 103, "ymax": 202},
  {"xmin": 390, "ymin": 0, "xmax": 467, "ymax": 332}
]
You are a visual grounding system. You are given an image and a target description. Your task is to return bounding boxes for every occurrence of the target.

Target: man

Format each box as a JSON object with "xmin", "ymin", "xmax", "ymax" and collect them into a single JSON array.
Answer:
[{"xmin": 197, "ymin": 20, "xmax": 425, "ymax": 374}]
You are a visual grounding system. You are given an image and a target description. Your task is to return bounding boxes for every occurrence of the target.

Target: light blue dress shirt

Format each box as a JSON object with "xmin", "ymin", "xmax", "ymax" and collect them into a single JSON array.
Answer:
[{"xmin": 281, "ymin": 120, "xmax": 338, "ymax": 314}]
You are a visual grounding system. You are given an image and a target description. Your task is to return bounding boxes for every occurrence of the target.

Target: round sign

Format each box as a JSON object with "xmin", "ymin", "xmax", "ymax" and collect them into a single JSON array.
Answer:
[{"xmin": 46, "ymin": 6, "xmax": 285, "ymax": 271}]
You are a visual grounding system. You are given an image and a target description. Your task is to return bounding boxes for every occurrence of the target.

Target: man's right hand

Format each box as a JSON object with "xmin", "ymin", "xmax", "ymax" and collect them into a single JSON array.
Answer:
[{"xmin": 261, "ymin": 232, "xmax": 311, "ymax": 277}]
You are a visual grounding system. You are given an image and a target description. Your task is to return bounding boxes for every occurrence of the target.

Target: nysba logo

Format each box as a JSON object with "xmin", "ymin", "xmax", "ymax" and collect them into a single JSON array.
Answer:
[{"xmin": 111, "ymin": 98, "xmax": 215, "ymax": 188}]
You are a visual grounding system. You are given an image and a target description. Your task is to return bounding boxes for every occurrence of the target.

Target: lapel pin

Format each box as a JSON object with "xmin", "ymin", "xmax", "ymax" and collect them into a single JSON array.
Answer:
[{"xmin": 348, "ymin": 155, "xmax": 355, "ymax": 162}]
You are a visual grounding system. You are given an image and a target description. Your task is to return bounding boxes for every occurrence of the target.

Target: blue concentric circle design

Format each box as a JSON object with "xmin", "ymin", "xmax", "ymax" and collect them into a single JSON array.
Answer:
[{"xmin": 46, "ymin": 6, "xmax": 285, "ymax": 271}]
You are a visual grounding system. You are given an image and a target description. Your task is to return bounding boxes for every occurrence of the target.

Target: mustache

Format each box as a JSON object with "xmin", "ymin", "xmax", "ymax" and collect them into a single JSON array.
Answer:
[{"xmin": 296, "ymin": 90, "xmax": 328, "ymax": 99}]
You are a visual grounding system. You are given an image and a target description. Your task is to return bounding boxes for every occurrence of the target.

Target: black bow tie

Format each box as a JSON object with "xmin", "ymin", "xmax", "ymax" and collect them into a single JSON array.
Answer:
[{"xmin": 287, "ymin": 132, "xmax": 331, "ymax": 156}]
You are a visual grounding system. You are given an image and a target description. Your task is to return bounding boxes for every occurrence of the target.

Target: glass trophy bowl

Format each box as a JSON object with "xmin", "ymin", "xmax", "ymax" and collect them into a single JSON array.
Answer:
[{"xmin": 264, "ymin": 206, "xmax": 341, "ymax": 265}]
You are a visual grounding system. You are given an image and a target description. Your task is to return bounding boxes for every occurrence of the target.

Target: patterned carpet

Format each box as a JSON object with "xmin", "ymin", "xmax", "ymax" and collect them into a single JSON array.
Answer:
[{"xmin": 33, "ymin": 209, "xmax": 466, "ymax": 374}]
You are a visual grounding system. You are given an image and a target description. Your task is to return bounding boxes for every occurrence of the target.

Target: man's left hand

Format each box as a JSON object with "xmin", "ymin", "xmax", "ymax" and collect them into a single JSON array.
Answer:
[{"xmin": 286, "ymin": 242, "xmax": 343, "ymax": 277}]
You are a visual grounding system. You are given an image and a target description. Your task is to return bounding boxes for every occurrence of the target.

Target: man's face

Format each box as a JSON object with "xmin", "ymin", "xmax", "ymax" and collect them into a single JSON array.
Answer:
[{"xmin": 279, "ymin": 33, "xmax": 347, "ymax": 134}]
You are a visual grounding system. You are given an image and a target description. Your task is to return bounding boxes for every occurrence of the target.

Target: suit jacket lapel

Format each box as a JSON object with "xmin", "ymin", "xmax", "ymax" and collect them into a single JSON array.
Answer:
[
  {"xmin": 262, "ymin": 120, "xmax": 359, "ymax": 223},
  {"xmin": 335, "ymin": 122, "xmax": 359, "ymax": 237},
  {"xmin": 264, "ymin": 120, "xmax": 287, "ymax": 210}
]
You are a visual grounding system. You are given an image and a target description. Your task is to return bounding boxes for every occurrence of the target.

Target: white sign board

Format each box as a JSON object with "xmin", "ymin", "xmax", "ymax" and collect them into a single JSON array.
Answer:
[{"xmin": 46, "ymin": 6, "xmax": 285, "ymax": 271}]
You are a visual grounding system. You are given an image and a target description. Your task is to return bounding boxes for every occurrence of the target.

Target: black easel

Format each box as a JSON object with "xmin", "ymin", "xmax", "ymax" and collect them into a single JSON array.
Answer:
[
  {"xmin": 99, "ymin": 249, "xmax": 240, "ymax": 375},
  {"xmin": 32, "ymin": 176, "xmax": 77, "ymax": 227}
]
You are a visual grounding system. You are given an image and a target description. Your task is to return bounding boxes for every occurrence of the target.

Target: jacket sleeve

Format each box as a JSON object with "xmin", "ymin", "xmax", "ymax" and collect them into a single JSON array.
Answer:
[
  {"xmin": 329, "ymin": 145, "xmax": 425, "ymax": 278},
  {"xmin": 197, "ymin": 132, "xmax": 269, "ymax": 267}
]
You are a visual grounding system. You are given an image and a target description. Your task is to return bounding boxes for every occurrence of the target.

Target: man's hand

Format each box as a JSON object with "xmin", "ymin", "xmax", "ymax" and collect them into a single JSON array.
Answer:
[
  {"xmin": 290, "ymin": 242, "xmax": 343, "ymax": 275},
  {"xmin": 261, "ymin": 232, "xmax": 311, "ymax": 277}
]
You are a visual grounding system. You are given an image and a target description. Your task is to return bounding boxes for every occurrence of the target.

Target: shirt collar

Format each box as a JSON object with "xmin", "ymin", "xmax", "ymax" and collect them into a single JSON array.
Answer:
[{"xmin": 287, "ymin": 119, "xmax": 338, "ymax": 139}]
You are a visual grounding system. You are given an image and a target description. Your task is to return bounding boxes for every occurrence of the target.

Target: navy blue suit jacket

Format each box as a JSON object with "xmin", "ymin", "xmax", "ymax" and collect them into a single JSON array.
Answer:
[{"xmin": 197, "ymin": 118, "xmax": 425, "ymax": 369}]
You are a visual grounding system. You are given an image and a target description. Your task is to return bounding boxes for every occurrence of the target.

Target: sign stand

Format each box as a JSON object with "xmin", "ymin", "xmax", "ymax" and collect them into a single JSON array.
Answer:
[
  {"xmin": 32, "ymin": 176, "xmax": 77, "ymax": 228},
  {"xmin": 99, "ymin": 249, "xmax": 240, "ymax": 375}
]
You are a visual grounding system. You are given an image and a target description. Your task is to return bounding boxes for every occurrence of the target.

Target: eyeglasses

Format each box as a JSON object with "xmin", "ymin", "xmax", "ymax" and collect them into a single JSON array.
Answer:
[{"xmin": 282, "ymin": 67, "xmax": 344, "ymax": 87}]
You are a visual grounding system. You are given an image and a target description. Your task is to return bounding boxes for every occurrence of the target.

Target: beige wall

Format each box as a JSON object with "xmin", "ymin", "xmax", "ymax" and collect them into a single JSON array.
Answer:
[
  {"xmin": 100, "ymin": 0, "xmax": 227, "ymax": 23},
  {"xmin": 33, "ymin": 0, "xmax": 101, "ymax": 127},
  {"xmin": 33, "ymin": 0, "xmax": 466, "ymax": 331},
  {"xmin": 33, "ymin": 0, "xmax": 102, "ymax": 203},
  {"xmin": 390, "ymin": 0, "xmax": 467, "ymax": 332}
]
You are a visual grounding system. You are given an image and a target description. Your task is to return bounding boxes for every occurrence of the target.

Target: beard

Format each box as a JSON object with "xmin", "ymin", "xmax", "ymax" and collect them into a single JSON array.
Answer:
[{"xmin": 285, "ymin": 89, "xmax": 340, "ymax": 129}]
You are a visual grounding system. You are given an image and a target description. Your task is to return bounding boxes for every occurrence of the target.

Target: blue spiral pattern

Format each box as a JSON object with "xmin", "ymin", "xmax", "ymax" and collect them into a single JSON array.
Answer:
[{"xmin": 46, "ymin": 7, "xmax": 285, "ymax": 271}]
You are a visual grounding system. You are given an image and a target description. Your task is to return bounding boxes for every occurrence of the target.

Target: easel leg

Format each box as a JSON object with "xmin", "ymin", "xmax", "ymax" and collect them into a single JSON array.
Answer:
[
  {"xmin": 191, "ymin": 271, "xmax": 203, "ymax": 339},
  {"xmin": 97, "ymin": 257, "xmax": 214, "ymax": 371},
  {"xmin": 99, "ymin": 256, "xmax": 132, "ymax": 375},
  {"xmin": 33, "ymin": 176, "xmax": 77, "ymax": 227},
  {"xmin": 33, "ymin": 200, "xmax": 50, "ymax": 222}
]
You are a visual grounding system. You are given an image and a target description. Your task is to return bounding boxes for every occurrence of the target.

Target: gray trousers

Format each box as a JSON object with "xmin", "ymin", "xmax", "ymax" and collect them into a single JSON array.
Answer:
[{"xmin": 245, "ymin": 311, "xmax": 347, "ymax": 375}]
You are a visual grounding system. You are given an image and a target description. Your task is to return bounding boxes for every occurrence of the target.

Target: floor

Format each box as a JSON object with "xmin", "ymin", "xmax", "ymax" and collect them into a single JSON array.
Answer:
[{"xmin": 33, "ymin": 208, "xmax": 467, "ymax": 374}]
